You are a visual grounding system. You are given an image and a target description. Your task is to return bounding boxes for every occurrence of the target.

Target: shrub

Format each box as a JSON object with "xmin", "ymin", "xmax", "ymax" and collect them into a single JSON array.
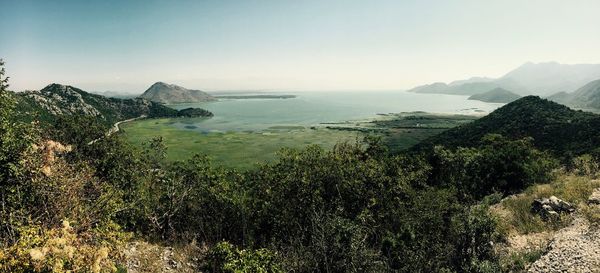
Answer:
[
  {"xmin": 205, "ymin": 242, "xmax": 282, "ymax": 273},
  {"xmin": 0, "ymin": 220, "xmax": 129, "ymax": 273},
  {"xmin": 450, "ymin": 205, "xmax": 502, "ymax": 273},
  {"xmin": 571, "ymin": 154, "xmax": 600, "ymax": 178},
  {"xmin": 500, "ymin": 249, "xmax": 545, "ymax": 272},
  {"xmin": 428, "ymin": 134, "xmax": 558, "ymax": 200},
  {"xmin": 580, "ymin": 204, "xmax": 600, "ymax": 226}
]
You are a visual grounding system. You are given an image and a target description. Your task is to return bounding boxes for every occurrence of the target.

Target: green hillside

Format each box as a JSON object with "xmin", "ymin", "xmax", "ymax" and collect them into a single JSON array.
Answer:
[{"xmin": 414, "ymin": 96, "xmax": 600, "ymax": 158}]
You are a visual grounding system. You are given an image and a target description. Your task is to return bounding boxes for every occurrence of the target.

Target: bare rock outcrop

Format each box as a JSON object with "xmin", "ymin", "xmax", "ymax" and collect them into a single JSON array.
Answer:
[{"xmin": 531, "ymin": 196, "xmax": 575, "ymax": 221}]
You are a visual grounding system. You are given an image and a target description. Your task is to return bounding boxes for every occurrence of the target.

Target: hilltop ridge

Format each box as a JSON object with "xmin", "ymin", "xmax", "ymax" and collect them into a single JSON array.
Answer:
[
  {"xmin": 408, "ymin": 62, "xmax": 600, "ymax": 97},
  {"xmin": 14, "ymin": 83, "xmax": 213, "ymax": 126},
  {"xmin": 414, "ymin": 96, "xmax": 600, "ymax": 157},
  {"xmin": 139, "ymin": 82, "xmax": 215, "ymax": 104}
]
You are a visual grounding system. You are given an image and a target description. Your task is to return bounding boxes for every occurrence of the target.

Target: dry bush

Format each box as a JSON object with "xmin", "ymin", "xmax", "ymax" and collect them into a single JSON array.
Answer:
[
  {"xmin": 1, "ymin": 139, "xmax": 130, "ymax": 272},
  {"xmin": 0, "ymin": 220, "xmax": 129, "ymax": 273},
  {"xmin": 24, "ymin": 139, "xmax": 125, "ymax": 232}
]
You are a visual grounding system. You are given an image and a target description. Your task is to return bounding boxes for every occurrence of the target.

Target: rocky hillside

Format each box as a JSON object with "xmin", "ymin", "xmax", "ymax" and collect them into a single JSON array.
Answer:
[
  {"xmin": 468, "ymin": 87, "xmax": 521, "ymax": 103},
  {"xmin": 140, "ymin": 82, "xmax": 215, "ymax": 104},
  {"xmin": 15, "ymin": 83, "xmax": 212, "ymax": 126},
  {"xmin": 489, "ymin": 171, "xmax": 600, "ymax": 272}
]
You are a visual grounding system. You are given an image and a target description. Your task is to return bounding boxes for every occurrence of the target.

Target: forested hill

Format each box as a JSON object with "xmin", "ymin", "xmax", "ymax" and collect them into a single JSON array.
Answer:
[
  {"xmin": 414, "ymin": 96, "xmax": 600, "ymax": 157},
  {"xmin": 14, "ymin": 83, "xmax": 212, "ymax": 126}
]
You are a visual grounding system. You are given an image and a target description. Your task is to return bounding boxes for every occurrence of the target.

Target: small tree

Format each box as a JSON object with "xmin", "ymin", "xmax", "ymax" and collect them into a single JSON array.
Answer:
[
  {"xmin": 0, "ymin": 59, "xmax": 38, "ymax": 244},
  {"xmin": 0, "ymin": 58, "xmax": 18, "ymax": 182}
]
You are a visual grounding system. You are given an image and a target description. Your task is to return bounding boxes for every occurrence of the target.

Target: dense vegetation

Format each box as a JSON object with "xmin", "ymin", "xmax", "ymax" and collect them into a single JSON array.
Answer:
[
  {"xmin": 0, "ymin": 60, "xmax": 596, "ymax": 272},
  {"xmin": 415, "ymin": 96, "xmax": 600, "ymax": 160},
  {"xmin": 176, "ymin": 107, "xmax": 214, "ymax": 118}
]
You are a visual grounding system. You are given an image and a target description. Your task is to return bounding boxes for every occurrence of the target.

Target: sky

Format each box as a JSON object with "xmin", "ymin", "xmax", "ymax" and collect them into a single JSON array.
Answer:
[{"xmin": 1, "ymin": 0, "xmax": 600, "ymax": 92}]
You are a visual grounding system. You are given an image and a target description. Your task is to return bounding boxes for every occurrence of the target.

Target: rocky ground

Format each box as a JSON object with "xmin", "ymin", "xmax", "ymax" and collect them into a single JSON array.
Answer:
[
  {"xmin": 123, "ymin": 241, "xmax": 204, "ymax": 273},
  {"xmin": 528, "ymin": 189, "xmax": 600, "ymax": 273}
]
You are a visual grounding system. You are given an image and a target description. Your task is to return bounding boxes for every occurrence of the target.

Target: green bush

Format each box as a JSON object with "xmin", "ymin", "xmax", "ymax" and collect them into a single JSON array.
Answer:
[
  {"xmin": 205, "ymin": 242, "xmax": 282, "ymax": 273},
  {"xmin": 428, "ymin": 134, "xmax": 558, "ymax": 200}
]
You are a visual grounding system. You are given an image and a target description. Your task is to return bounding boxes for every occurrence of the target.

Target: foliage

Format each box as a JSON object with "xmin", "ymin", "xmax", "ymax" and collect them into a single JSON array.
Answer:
[
  {"xmin": 4, "ymin": 60, "xmax": 599, "ymax": 272},
  {"xmin": 500, "ymin": 196, "xmax": 549, "ymax": 234},
  {"xmin": 428, "ymin": 134, "xmax": 557, "ymax": 200},
  {"xmin": 380, "ymin": 190, "xmax": 501, "ymax": 273},
  {"xmin": 0, "ymin": 220, "xmax": 129, "ymax": 273},
  {"xmin": 499, "ymin": 248, "xmax": 545, "ymax": 272},
  {"xmin": 0, "ymin": 58, "xmax": 35, "ymax": 181},
  {"xmin": 205, "ymin": 241, "xmax": 282, "ymax": 273},
  {"xmin": 494, "ymin": 172, "xmax": 600, "ymax": 235},
  {"xmin": 571, "ymin": 154, "xmax": 600, "ymax": 178},
  {"xmin": 0, "ymin": 59, "xmax": 38, "ymax": 243},
  {"xmin": 137, "ymin": 149, "xmax": 245, "ymax": 242},
  {"xmin": 416, "ymin": 96, "xmax": 600, "ymax": 161},
  {"xmin": 176, "ymin": 107, "xmax": 214, "ymax": 117},
  {"xmin": 580, "ymin": 204, "xmax": 600, "ymax": 226}
]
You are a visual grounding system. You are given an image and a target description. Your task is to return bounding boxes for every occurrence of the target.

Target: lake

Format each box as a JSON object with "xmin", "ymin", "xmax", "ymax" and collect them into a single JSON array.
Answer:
[{"xmin": 167, "ymin": 91, "xmax": 501, "ymax": 133}]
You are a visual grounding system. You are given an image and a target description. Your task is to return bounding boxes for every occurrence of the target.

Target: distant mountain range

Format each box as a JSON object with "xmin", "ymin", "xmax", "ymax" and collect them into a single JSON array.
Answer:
[
  {"xmin": 14, "ymin": 83, "xmax": 212, "ymax": 126},
  {"xmin": 140, "ymin": 82, "xmax": 215, "ymax": 104},
  {"xmin": 468, "ymin": 88, "xmax": 521, "ymax": 103},
  {"xmin": 414, "ymin": 96, "xmax": 600, "ymax": 158},
  {"xmin": 408, "ymin": 62, "xmax": 600, "ymax": 97},
  {"xmin": 547, "ymin": 79, "xmax": 600, "ymax": 110}
]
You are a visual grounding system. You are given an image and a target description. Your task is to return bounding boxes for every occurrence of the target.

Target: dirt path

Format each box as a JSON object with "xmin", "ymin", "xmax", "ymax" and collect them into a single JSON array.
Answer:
[
  {"xmin": 88, "ymin": 115, "xmax": 146, "ymax": 145},
  {"xmin": 108, "ymin": 115, "xmax": 146, "ymax": 136},
  {"xmin": 528, "ymin": 195, "xmax": 600, "ymax": 272}
]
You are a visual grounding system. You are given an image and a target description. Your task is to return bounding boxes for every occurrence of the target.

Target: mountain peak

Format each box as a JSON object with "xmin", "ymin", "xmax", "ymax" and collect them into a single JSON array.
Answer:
[
  {"xmin": 40, "ymin": 83, "xmax": 89, "ymax": 97},
  {"xmin": 408, "ymin": 62, "xmax": 600, "ymax": 97},
  {"xmin": 42, "ymin": 83, "xmax": 70, "ymax": 91},
  {"xmin": 499, "ymin": 95, "xmax": 566, "ymax": 111},
  {"xmin": 140, "ymin": 82, "xmax": 215, "ymax": 104}
]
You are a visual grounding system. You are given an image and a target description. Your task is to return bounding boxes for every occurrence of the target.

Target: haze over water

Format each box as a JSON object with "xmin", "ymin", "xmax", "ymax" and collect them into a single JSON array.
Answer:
[{"xmin": 168, "ymin": 91, "xmax": 500, "ymax": 132}]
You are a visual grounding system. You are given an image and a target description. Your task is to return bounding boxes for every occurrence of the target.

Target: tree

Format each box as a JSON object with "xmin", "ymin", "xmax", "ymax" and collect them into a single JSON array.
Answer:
[
  {"xmin": 0, "ymin": 59, "xmax": 38, "ymax": 243},
  {"xmin": 0, "ymin": 58, "xmax": 23, "ymax": 187}
]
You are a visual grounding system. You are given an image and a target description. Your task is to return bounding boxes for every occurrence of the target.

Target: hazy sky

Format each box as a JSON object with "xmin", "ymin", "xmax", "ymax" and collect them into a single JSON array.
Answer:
[{"xmin": 1, "ymin": 0, "xmax": 600, "ymax": 92}]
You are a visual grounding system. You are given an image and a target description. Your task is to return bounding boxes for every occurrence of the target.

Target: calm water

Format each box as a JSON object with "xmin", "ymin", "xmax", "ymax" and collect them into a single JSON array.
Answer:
[{"xmin": 168, "ymin": 91, "xmax": 502, "ymax": 132}]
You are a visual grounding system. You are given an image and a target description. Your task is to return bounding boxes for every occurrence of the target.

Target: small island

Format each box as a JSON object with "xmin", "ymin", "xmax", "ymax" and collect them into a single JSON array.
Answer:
[
  {"xmin": 176, "ymin": 107, "xmax": 214, "ymax": 117},
  {"xmin": 468, "ymin": 87, "xmax": 521, "ymax": 103}
]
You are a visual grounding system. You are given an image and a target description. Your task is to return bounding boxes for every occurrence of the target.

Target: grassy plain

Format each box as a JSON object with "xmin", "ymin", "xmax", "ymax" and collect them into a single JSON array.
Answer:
[
  {"xmin": 327, "ymin": 112, "xmax": 479, "ymax": 153},
  {"xmin": 121, "ymin": 118, "xmax": 361, "ymax": 169},
  {"xmin": 121, "ymin": 112, "xmax": 478, "ymax": 169}
]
